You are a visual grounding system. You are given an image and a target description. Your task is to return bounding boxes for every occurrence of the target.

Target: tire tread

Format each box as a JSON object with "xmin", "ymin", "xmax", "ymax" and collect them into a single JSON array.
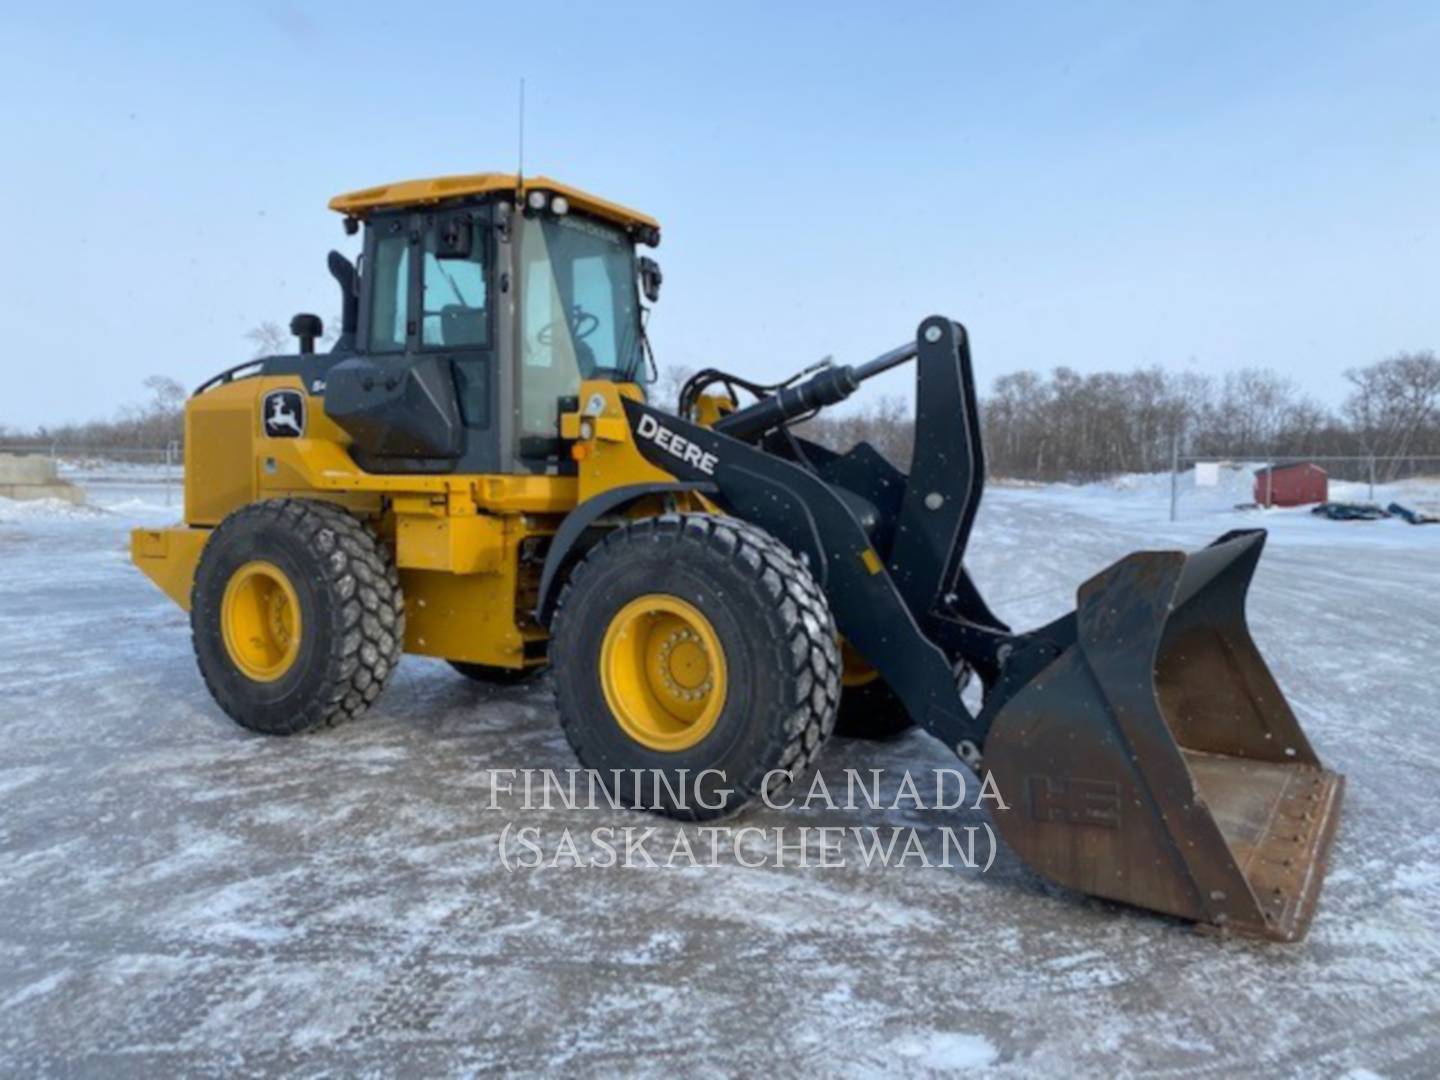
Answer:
[
  {"xmin": 551, "ymin": 512, "xmax": 841, "ymax": 817},
  {"xmin": 191, "ymin": 499, "xmax": 404, "ymax": 734}
]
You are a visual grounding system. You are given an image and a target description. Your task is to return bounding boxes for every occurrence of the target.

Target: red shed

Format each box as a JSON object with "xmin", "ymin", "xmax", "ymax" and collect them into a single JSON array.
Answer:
[{"xmin": 1254, "ymin": 463, "xmax": 1328, "ymax": 507}]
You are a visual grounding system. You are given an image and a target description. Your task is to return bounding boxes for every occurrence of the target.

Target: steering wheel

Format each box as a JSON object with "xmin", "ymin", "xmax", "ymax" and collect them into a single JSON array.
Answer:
[{"xmin": 536, "ymin": 307, "xmax": 601, "ymax": 346}]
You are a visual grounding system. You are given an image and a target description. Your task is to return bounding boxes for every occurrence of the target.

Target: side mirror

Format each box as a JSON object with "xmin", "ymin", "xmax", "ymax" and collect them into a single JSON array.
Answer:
[
  {"xmin": 638, "ymin": 256, "xmax": 663, "ymax": 303},
  {"xmin": 436, "ymin": 212, "xmax": 474, "ymax": 260}
]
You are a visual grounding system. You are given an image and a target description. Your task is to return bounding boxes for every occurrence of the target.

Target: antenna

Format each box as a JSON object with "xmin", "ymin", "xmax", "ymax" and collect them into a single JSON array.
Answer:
[{"xmin": 517, "ymin": 77, "xmax": 526, "ymax": 181}]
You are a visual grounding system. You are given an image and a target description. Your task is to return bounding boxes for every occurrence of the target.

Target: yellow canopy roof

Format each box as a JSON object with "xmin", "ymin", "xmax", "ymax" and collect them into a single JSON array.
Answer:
[{"xmin": 328, "ymin": 172, "xmax": 659, "ymax": 232}]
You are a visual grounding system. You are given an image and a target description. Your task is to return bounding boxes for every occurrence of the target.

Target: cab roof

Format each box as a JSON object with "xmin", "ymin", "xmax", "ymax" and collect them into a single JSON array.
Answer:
[{"xmin": 328, "ymin": 172, "xmax": 660, "ymax": 232}]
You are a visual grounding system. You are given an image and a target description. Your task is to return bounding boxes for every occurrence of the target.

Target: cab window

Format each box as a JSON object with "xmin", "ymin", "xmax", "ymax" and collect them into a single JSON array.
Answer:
[
  {"xmin": 517, "ymin": 214, "xmax": 639, "ymax": 445},
  {"xmin": 367, "ymin": 225, "xmax": 410, "ymax": 353},
  {"xmin": 422, "ymin": 220, "xmax": 489, "ymax": 349}
]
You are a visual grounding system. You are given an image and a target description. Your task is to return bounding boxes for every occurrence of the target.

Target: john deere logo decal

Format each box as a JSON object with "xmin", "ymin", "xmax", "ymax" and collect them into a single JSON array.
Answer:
[
  {"xmin": 634, "ymin": 412, "xmax": 718, "ymax": 476},
  {"xmin": 262, "ymin": 390, "xmax": 306, "ymax": 439}
]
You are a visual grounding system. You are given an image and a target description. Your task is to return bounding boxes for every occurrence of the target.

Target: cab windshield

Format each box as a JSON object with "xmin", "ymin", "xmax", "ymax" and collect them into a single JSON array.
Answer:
[{"xmin": 518, "ymin": 213, "xmax": 642, "ymax": 444}]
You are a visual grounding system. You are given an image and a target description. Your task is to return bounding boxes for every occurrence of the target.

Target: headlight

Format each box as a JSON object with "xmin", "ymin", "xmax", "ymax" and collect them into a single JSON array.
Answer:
[
  {"xmin": 551, "ymin": 195, "xmax": 569, "ymax": 216},
  {"xmin": 527, "ymin": 190, "xmax": 549, "ymax": 211}
]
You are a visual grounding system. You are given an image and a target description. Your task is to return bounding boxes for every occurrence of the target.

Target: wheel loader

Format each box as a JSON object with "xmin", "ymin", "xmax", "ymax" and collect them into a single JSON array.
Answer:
[{"xmin": 132, "ymin": 171, "xmax": 1343, "ymax": 941}]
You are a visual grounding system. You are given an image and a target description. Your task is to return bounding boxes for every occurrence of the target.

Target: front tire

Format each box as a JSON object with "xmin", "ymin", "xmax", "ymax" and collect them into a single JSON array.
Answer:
[
  {"xmin": 550, "ymin": 514, "xmax": 841, "ymax": 820},
  {"xmin": 190, "ymin": 499, "xmax": 404, "ymax": 735}
]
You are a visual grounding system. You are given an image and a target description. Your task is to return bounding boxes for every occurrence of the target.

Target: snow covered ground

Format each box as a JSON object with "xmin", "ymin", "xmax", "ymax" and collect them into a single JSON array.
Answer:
[{"xmin": 0, "ymin": 470, "xmax": 1437, "ymax": 1075}]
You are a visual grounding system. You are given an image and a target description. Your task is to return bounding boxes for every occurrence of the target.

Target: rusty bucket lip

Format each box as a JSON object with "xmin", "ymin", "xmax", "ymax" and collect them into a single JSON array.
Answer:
[
  {"xmin": 1244, "ymin": 768, "xmax": 1345, "ymax": 942},
  {"xmin": 1177, "ymin": 756, "xmax": 1346, "ymax": 942},
  {"xmin": 984, "ymin": 732, "xmax": 1346, "ymax": 945}
]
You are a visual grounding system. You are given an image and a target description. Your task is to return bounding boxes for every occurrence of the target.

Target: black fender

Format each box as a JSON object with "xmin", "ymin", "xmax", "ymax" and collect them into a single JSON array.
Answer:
[{"xmin": 535, "ymin": 481, "xmax": 718, "ymax": 624}]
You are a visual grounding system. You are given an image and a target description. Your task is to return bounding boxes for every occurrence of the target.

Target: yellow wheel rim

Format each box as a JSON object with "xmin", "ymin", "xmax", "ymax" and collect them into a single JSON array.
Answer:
[
  {"xmin": 600, "ymin": 594, "xmax": 728, "ymax": 752},
  {"xmin": 221, "ymin": 560, "xmax": 303, "ymax": 683},
  {"xmin": 840, "ymin": 638, "xmax": 880, "ymax": 688}
]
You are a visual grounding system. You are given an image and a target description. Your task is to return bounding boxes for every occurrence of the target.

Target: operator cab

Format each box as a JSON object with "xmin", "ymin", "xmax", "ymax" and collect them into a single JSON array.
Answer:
[{"xmin": 315, "ymin": 173, "xmax": 660, "ymax": 475}]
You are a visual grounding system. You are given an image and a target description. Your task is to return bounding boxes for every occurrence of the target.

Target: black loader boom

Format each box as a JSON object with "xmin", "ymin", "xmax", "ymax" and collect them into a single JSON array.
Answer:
[{"xmin": 625, "ymin": 317, "xmax": 1344, "ymax": 942}]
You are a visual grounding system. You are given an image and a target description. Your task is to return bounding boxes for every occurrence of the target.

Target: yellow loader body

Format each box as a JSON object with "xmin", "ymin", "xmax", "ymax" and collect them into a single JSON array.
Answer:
[{"xmin": 132, "ymin": 171, "xmax": 1343, "ymax": 942}]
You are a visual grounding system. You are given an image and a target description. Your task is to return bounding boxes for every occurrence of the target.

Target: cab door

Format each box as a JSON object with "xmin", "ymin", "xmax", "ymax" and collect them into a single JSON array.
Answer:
[
  {"xmin": 418, "ymin": 207, "xmax": 500, "ymax": 473},
  {"xmin": 331, "ymin": 208, "xmax": 482, "ymax": 473}
]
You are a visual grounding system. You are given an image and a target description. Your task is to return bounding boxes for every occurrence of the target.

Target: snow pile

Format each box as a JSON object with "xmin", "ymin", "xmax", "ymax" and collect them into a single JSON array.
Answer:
[
  {"xmin": 1331, "ymin": 475, "xmax": 1440, "ymax": 516},
  {"xmin": 1089, "ymin": 461, "xmax": 1260, "ymax": 505},
  {"xmin": 1057, "ymin": 466, "xmax": 1440, "ymax": 528}
]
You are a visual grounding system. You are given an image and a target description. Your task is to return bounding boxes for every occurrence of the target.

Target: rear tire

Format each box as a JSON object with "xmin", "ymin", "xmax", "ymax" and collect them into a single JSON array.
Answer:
[
  {"xmin": 550, "ymin": 514, "xmax": 841, "ymax": 820},
  {"xmin": 836, "ymin": 679, "xmax": 915, "ymax": 740},
  {"xmin": 448, "ymin": 660, "xmax": 545, "ymax": 685},
  {"xmin": 190, "ymin": 499, "xmax": 404, "ymax": 735},
  {"xmin": 837, "ymin": 657, "xmax": 974, "ymax": 740}
]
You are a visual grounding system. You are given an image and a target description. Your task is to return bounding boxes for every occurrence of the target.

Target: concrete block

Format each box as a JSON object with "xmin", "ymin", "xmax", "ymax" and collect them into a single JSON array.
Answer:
[{"xmin": 0, "ymin": 454, "xmax": 59, "ymax": 485}]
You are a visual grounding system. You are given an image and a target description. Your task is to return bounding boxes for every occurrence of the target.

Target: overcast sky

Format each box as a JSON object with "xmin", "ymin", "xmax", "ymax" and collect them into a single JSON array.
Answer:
[{"xmin": 0, "ymin": 1, "xmax": 1435, "ymax": 428}]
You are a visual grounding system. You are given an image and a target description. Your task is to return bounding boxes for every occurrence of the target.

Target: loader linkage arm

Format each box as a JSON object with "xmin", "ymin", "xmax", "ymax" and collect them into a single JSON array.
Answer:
[
  {"xmin": 710, "ymin": 318, "xmax": 1029, "ymax": 697},
  {"xmin": 630, "ymin": 316, "xmax": 1343, "ymax": 940},
  {"xmin": 631, "ymin": 317, "xmax": 1027, "ymax": 758}
]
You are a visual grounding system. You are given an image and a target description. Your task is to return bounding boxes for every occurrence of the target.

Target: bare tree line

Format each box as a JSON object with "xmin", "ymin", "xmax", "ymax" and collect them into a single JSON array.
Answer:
[
  {"xmin": 662, "ymin": 350, "xmax": 1440, "ymax": 483},
  {"xmin": 0, "ymin": 376, "xmax": 187, "ymax": 452},
  {"xmin": 0, "ymin": 321, "xmax": 341, "ymax": 453},
  {"xmin": 6, "ymin": 326, "xmax": 1436, "ymax": 486},
  {"xmin": 981, "ymin": 352, "xmax": 1439, "ymax": 481}
]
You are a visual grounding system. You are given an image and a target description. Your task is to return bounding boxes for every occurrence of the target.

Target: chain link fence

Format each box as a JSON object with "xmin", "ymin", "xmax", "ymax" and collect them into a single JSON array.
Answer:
[
  {"xmin": 0, "ymin": 442, "xmax": 184, "ymax": 506},
  {"xmin": 5, "ymin": 440, "xmax": 1436, "ymax": 524}
]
